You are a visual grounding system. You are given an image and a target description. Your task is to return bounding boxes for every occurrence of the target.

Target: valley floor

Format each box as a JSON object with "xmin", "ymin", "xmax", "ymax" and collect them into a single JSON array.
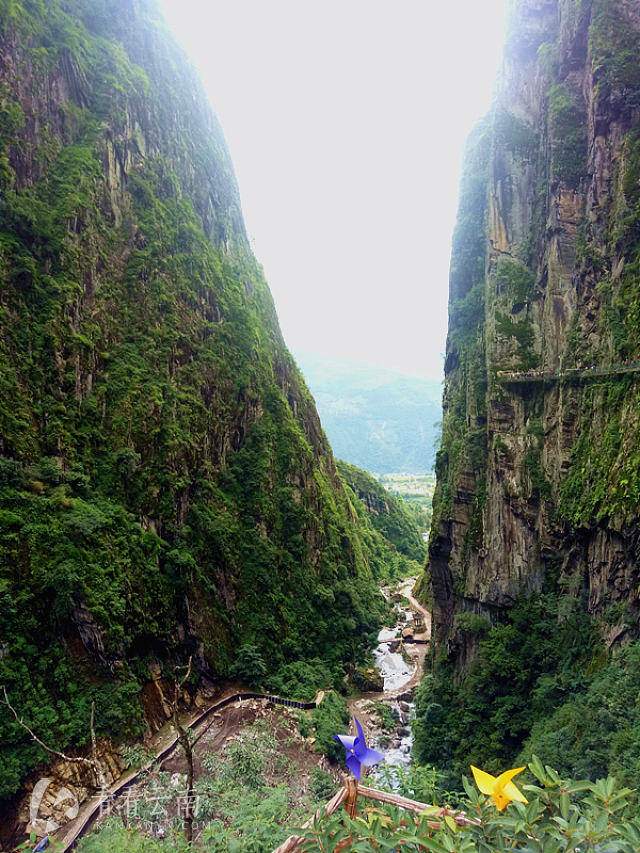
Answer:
[{"xmin": 42, "ymin": 579, "xmax": 431, "ymax": 851}]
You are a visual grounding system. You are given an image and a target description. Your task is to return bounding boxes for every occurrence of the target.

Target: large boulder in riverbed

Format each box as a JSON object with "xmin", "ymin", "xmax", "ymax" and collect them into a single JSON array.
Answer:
[{"xmin": 396, "ymin": 690, "xmax": 414, "ymax": 702}]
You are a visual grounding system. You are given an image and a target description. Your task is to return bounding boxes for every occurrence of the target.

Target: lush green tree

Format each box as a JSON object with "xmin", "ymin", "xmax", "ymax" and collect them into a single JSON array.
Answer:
[
  {"xmin": 309, "ymin": 692, "xmax": 350, "ymax": 763},
  {"xmin": 412, "ymin": 593, "xmax": 601, "ymax": 791},
  {"xmin": 228, "ymin": 644, "xmax": 267, "ymax": 688}
]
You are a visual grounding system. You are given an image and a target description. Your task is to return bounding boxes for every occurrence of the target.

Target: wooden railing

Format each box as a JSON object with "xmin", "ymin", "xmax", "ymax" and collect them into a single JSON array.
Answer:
[{"xmin": 272, "ymin": 779, "xmax": 478, "ymax": 852}]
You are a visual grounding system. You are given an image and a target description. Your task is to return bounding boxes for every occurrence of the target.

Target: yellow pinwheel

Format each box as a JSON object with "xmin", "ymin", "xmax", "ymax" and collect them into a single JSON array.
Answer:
[{"xmin": 470, "ymin": 765, "xmax": 528, "ymax": 810}]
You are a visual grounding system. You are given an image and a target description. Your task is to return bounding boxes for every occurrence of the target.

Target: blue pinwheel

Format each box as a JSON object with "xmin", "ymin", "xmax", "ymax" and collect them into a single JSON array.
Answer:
[{"xmin": 334, "ymin": 716, "xmax": 384, "ymax": 779}]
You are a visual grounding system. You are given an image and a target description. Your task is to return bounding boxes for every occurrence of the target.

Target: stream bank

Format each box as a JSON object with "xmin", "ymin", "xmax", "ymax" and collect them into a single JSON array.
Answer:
[{"xmin": 348, "ymin": 577, "xmax": 431, "ymax": 776}]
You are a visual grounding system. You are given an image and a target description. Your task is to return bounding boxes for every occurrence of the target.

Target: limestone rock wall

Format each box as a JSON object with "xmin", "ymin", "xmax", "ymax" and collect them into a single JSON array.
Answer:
[
  {"xmin": 429, "ymin": 0, "xmax": 640, "ymax": 660},
  {"xmin": 0, "ymin": 0, "xmax": 384, "ymax": 823}
]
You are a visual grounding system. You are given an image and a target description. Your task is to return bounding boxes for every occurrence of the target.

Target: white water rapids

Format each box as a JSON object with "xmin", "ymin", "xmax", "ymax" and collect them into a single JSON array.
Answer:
[
  {"xmin": 370, "ymin": 595, "xmax": 418, "ymax": 769},
  {"xmin": 373, "ymin": 623, "xmax": 413, "ymax": 692}
]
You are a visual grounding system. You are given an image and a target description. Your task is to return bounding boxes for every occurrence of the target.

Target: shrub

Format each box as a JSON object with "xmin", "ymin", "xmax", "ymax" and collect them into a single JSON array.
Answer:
[
  {"xmin": 309, "ymin": 692, "xmax": 350, "ymax": 763},
  {"xmin": 268, "ymin": 658, "xmax": 333, "ymax": 702},
  {"xmin": 548, "ymin": 84, "xmax": 587, "ymax": 187},
  {"xmin": 223, "ymin": 740, "xmax": 267, "ymax": 790},
  {"xmin": 295, "ymin": 760, "xmax": 640, "ymax": 852},
  {"xmin": 310, "ymin": 767, "xmax": 335, "ymax": 800},
  {"xmin": 228, "ymin": 644, "xmax": 267, "ymax": 688},
  {"xmin": 454, "ymin": 611, "xmax": 491, "ymax": 637},
  {"xmin": 373, "ymin": 702, "xmax": 396, "ymax": 732}
]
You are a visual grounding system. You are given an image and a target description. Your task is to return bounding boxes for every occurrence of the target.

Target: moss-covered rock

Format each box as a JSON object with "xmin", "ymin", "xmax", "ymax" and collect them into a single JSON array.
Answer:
[
  {"xmin": 0, "ymin": 0, "xmax": 388, "ymax": 802},
  {"xmin": 416, "ymin": 0, "xmax": 640, "ymax": 790}
]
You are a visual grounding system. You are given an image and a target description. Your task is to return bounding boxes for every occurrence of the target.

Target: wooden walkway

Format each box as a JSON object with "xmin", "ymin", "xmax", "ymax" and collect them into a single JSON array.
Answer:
[
  {"xmin": 57, "ymin": 690, "xmax": 323, "ymax": 851},
  {"xmin": 497, "ymin": 361, "xmax": 640, "ymax": 386}
]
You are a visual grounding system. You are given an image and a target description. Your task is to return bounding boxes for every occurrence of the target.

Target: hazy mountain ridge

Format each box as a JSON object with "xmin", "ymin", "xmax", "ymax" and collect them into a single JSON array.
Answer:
[{"xmin": 295, "ymin": 351, "xmax": 442, "ymax": 473}]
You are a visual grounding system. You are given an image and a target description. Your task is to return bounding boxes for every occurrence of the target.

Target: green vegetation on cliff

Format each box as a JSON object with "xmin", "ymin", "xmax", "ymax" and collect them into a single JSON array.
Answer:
[
  {"xmin": 413, "ymin": 593, "xmax": 601, "ymax": 789},
  {"xmin": 0, "ymin": 0, "xmax": 387, "ymax": 801},
  {"xmin": 414, "ymin": 593, "xmax": 640, "ymax": 793},
  {"xmin": 548, "ymin": 83, "xmax": 587, "ymax": 187},
  {"xmin": 337, "ymin": 460, "xmax": 426, "ymax": 564},
  {"xmin": 590, "ymin": 0, "xmax": 640, "ymax": 100},
  {"xmin": 417, "ymin": 0, "xmax": 640, "ymax": 798},
  {"xmin": 334, "ymin": 462, "xmax": 423, "ymax": 584},
  {"xmin": 430, "ymin": 116, "xmax": 490, "ymax": 550},
  {"xmin": 560, "ymin": 126, "xmax": 640, "ymax": 523}
]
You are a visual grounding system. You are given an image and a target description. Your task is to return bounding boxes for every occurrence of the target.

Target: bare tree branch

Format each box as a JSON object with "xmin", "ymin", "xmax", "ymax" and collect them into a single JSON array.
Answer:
[
  {"xmin": 2, "ymin": 685, "xmax": 98, "ymax": 775},
  {"xmin": 2, "ymin": 685, "xmax": 127, "ymax": 827},
  {"xmin": 174, "ymin": 656, "xmax": 193, "ymax": 694}
]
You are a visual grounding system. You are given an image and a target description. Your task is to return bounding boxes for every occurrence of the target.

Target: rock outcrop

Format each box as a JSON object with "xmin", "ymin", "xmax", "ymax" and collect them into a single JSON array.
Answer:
[
  {"xmin": 0, "ymin": 0, "xmax": 385, "ymax": 819},
  {"xmin": 429, "ymin": 0, "xmax": 640, "ymax": 660}
]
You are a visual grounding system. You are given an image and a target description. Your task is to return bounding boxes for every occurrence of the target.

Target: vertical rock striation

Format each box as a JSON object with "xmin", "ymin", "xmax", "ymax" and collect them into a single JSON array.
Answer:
[
  {"xmin": 0, "ymin": 0, "xmax": 385, "ymax": 811},
  {"xmin": 430, "ymin": 0, "xmax": 640, "ymax": 662}
]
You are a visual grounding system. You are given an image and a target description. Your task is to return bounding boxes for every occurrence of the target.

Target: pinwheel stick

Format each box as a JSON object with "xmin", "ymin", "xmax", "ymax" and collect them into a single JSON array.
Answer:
[{"xmin": 345, "ymin": 777, "xmax": 358, "ymax": 818}]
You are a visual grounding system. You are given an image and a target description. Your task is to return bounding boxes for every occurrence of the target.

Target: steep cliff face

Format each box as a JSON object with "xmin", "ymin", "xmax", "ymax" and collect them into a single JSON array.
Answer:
[
  {"xmin": 430, "ymin": 0, "xmax": 640, "ymax": 659},
  {"xmin": 0, "ymin": 0, "xmax": 384, "ymax": 804},
  {"xmin": 337, "ymin": 460, "xmax": 426, "ymax": 567},
  {"xmin": 414, "ymin": 0, "xmax": 640, "ymax": 787}
]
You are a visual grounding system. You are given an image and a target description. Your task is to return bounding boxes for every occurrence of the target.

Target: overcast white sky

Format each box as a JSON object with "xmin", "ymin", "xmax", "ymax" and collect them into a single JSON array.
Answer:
[{"xmin": 159, "ymin": 0, "xmax": 508, "ymax": 379}]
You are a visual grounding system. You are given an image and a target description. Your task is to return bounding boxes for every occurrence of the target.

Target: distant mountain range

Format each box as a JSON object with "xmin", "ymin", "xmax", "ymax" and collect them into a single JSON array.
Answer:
[{"xmin": 294, "ymin": 351, "xmax": 442, "ymax": 473}]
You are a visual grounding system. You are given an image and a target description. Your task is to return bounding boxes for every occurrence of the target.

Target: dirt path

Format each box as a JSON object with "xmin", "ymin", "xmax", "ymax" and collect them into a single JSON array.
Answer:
[
  {"xmin": 52, "ymin": 684, "xmax": 245, "ymax": 850},
  {"xmin": 403, "ymin": 585, "xmax": 431, "ymax": 642},
  {"xmin": 54, "ymin": 685, "xmax": 318, "ymax": 851},
  {"xmin": 46, "ymin": 582, "xmax": 430, "ymax": 850}
]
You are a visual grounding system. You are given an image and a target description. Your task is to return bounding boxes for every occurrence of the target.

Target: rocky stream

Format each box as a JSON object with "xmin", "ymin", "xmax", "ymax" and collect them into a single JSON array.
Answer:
[{"xmin": 349, "ymin": 577, "xmax": 430, "ymax": 777}]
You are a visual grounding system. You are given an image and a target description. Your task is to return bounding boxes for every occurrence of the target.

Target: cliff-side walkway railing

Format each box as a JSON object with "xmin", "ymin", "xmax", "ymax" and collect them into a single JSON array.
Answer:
[
  {"xmin": 60, "ymin": 690, "xmax": 324, "ymax": 851},
  {"xmin": 497, "ymin": 360, "xmax": 640, "ymax": 385}
]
